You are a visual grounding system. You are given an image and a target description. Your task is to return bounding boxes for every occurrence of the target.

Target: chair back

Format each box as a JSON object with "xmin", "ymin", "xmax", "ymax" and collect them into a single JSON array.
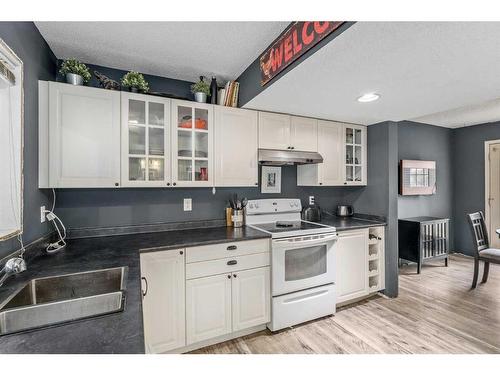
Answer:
[{"xmin": 467, "ymin": 211, "xmax": 490, "ymax": 254}]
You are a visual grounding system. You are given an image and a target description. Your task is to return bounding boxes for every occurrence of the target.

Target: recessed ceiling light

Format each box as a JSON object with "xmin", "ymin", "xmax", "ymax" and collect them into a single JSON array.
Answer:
[{"xmin": 357, "ymin": 93, "xmax": 380, "ymax": 103}]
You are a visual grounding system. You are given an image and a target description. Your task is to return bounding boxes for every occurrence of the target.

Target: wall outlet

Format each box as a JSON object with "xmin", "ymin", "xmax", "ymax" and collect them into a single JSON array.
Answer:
[
  {"xmin": 40, "ymin": 206, "xmax": 46, "ymax": 223},
  {"xmin": 309, "ymin": 196, "xmax": 315, "ymax": 205},
  {"xmin": 183, "ymin": 198, "xmax": 192, "ymax": 212}
]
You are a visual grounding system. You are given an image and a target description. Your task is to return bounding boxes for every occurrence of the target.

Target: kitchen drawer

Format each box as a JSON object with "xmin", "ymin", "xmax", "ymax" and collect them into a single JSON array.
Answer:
[
  {"xmin": 186, "ymin": 239, "xmax": 269, "ymax": 263},
  {"xmin": 186, "ymin": 252, "xmax": 270, "ymax": 280}
]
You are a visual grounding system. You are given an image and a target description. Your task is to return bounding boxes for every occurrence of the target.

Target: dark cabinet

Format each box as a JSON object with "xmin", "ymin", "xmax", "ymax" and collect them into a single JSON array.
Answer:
[{"xmin": 398, "ymin": 217, "xmax": 450, "ymax": 274}]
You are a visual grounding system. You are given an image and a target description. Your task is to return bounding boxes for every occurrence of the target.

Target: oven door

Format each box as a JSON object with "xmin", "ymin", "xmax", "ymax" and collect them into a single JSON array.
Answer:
[{"xmin": 271, "ymin": 233, "xmax": 337, "ymax": 296}]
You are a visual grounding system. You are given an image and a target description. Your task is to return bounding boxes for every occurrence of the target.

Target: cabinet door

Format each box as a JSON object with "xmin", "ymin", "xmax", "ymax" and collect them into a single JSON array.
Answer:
[
  {"xmin": 290, "ymin": 116, "xmax": 318, "ymax": 152},
  {"xmin": 48, "ymin": 82, "xmax": 120, "ymax": 187},
  {"xmin": 258, "ymin": 112, "xmax": 291, "ymax": 150},
  {"xmin": 186, "ymin": 273, "xmax": 232, "ymax": 345},
  {"xmin": 121, "ymin": 93, "xmax": 171, "ymax": 187},
  {"xmin": 171, "ymin": 100, "xmax": 214, "ymax": 187},
  {"xmin": 344, "ymin": 124, "xmax": 367, "ymax": 185},
  {"xmin": 335, "ymin": 229, "xmax": 369, "ymax": 303},
  {"xmin": 215, "ymin": 107, "xmax": 258, "ymax": 187},
  {"xmin": 140, "ymin": 250, "xmax": 185, "ymax": 353},
  {"xmin": 232, "ymin": 267, "xmax": 271, "ymax": 331},
  {"xmin": 318, "ymin": 120, "xmax": 344, "ymax": 186}
]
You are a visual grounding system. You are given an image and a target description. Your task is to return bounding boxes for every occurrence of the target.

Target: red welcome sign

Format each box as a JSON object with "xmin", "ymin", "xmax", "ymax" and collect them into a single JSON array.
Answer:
[{"xmin": 260, "ymin": 21, "xmax": 345, "ymax": 86}]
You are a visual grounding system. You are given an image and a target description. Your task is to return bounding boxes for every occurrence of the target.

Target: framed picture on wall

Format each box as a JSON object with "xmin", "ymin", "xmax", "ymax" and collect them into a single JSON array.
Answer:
[{"xmin": 261, "ymin": 166, "xmax": 281, "ymax": 194}]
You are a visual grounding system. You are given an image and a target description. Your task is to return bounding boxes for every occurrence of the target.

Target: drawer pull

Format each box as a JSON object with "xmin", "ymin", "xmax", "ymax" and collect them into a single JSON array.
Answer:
[
  {"xmin": 227, "ymin": 260, "xmax": 237, "ymax": 266},
  {"xmin": 227, "ymin": 245, "xmax": 237, "ymax": 251}
]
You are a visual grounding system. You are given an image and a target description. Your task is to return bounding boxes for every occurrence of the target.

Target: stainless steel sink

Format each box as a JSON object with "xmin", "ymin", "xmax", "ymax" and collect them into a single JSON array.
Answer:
[{"xmin": 0, "ymin": 267, "xmax": 127, "ymax": 336}]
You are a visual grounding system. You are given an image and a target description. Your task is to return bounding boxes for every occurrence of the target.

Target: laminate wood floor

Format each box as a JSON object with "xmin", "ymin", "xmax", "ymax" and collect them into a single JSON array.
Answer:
[{"xmin": 190, "ymin": 254, "xmax": 500, "ymax": 354}]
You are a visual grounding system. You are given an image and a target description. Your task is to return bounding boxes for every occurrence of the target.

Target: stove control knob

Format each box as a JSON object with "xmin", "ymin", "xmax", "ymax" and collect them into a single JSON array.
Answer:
[{"xmin": 249, "ymin": 203, "xmax": 254, "ymax": 209}]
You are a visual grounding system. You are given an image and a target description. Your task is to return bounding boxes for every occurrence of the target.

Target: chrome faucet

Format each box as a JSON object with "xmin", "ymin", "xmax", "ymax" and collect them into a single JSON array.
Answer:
[{"xmin": 0, "ymin": 256, "xmax": 27, "ymax": 287}]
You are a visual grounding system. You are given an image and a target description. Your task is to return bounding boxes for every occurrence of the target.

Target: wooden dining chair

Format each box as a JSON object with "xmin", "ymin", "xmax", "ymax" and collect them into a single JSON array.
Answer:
[{"xmin": 467, "ymin": 211, "xmax": 500, "ymax": 288}]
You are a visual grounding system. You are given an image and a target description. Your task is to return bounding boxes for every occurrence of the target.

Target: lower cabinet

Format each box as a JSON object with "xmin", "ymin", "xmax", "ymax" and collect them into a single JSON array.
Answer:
[
  {"xmin": 232, "ymin": 267, "xmax": 271, "ymax": 331},
  {"xmin": 186, "ymin": 266, "xmax": 270, "ymax": 345},
  {"xmin": 335, "ymin": 229, "xmax": 369, "ymax": 304},
  {"xmin": 186, "ymin": 273, "xmax": 232, "ymax": 345},
  {"xmin": 140, "ymin": 250, "xmax": 186, "ymax": 354}
]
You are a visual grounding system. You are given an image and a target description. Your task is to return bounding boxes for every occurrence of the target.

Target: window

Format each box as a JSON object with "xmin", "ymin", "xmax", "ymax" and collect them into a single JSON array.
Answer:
[{"xmin": 0, "ymin": 39, "xmax": 23, "ymax": 241}]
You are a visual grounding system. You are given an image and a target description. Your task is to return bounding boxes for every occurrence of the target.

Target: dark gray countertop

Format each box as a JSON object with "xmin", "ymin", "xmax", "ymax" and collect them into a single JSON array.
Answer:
[
  {"xmin": 0, "ymin": 226, "xmax": 270, "ymax": 354},
  {"xmin": 318, "ymin": 214, "xmax": 386, "ymax": 231}
]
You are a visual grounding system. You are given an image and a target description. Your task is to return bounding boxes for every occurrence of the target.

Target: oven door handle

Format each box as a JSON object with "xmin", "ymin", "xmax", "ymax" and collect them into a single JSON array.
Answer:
[{"xmin": 273, "ymin": 233, "xmax": 338, "ymax": 248}]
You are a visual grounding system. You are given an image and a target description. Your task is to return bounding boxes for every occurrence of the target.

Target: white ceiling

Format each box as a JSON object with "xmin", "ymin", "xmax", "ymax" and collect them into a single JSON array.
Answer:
[
  {"xmin": 244, "ymin": 22, "xmax": 500, "ymax": 127},
  {"xmin": 35, "ymin": 22, "xmax": 288, "ymax": 82}
]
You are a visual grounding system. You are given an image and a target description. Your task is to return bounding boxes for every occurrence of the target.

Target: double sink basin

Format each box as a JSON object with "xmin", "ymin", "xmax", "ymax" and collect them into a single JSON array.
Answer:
[{"xmin": 0, "ymin": 267, "xmax": 127, "ymax": 336}]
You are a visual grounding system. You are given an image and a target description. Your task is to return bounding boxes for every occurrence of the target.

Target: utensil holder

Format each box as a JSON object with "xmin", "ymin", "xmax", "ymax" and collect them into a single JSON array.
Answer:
[{"xmin": 232, "ymin": 210, "xmax": 244, "ymax": 228}]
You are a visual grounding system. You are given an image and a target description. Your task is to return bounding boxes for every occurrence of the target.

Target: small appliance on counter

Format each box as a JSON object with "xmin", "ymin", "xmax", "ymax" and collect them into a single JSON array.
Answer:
[
  {"xmin": 302, "ymin": 196, "xmax": 321, "ymax": 222},
  {"xmin": 336, "ymin": 205, "xmax": 354, "ymax": 217}
]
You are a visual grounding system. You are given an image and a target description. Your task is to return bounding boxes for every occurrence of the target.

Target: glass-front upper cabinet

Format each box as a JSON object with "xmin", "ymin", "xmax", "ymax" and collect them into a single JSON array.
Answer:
[
  {"xmin": 343, "ymin": 124, "xmax": 366, "ymax": 185},
  {"xmin": 121, "ymin": 93, "xmax": 171, "ymax": 187},
  {"xmin": 171, "ymin": 100, "xmax": 214, "ymax": 187}
]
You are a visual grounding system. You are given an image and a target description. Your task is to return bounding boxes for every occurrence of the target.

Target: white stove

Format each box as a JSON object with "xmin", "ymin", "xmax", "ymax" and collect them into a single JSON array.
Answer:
[{"xmin": 245, "ymin": 199, "xmax": 337, "ymax": 331}]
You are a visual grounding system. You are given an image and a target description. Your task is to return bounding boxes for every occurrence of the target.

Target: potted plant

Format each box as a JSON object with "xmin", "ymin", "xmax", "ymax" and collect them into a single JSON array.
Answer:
[
  {"xmin": 59, "ymin": 59, "xmax": 91, "ymax": 85},
  {"xmin": 191, "ymin": 76, "xmax": 210, "ymax": 103},
  {"xmin": 121, "ymin": 71, "xmax": 149, "ymax": 93}
]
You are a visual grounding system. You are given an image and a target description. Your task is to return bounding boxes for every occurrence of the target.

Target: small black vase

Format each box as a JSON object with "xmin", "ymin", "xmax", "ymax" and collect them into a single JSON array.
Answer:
[{"xmin": 210, "ymin": 76, "xmax": 218, "ymax": 104}]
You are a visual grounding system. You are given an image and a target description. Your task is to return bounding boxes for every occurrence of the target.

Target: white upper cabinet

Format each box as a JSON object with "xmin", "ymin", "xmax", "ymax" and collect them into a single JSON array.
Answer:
[
  {"xmin": 290, "ymin": 116, "xmax": 318, "ymax": 152},
  {"xmin": 297, "ymin": 120, "xmax": 343, "ymax": 186},
  {"xmin": 258, "ymin": 112, "xmax": 318, "ymax": 152},
  {"xmin": 41, "ymin": 81, "xmax": 121, "ymax": 188},
  {"xmin": 171, "ymin": 100, "xmax": 214, "ymax": 187},
  {"xmin": 121, "ymin": 93, "xmax": 171, "ymax": 187},
  {"xmin": 215, "ymin": 106, "xmax": 258, "ymax": 187},
  {"xmin": 258, "ymin": 112, "xmax": 291, "ymax": 150},
  {"xmin": 344, "ymin": 123, "xmax": 367, "ymax": 185},
  {"xmin": 318, "ymin": 120, "xmax": 344, "ymax": 185},
  {"xmin": 140, "ymin": 249, "xmax": 186, "ymax": 353}
]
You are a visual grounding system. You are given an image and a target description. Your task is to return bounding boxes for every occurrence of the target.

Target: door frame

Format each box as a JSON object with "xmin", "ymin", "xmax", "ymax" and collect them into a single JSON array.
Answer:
[{"xmin": 484, "ymin": 139, "xmax": 500, "ymax": 239}]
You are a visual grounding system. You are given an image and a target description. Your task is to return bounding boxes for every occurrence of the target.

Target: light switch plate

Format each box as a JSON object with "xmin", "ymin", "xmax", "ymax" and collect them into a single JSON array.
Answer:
[
  {"xmin": 183, "ymin": 198, "xmax": 192, "ymax": 211},
  {"xmin": 309, "ymin": 196, "xmax": 315, "ymax": 205},
  {"xmin": 40, "ymin": 206, "xmax": 46, "ymax": 223}
]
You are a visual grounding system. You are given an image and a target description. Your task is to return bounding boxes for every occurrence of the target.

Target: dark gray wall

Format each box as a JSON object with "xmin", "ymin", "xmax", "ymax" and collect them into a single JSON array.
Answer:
[
  {"xmin": 56, "ymin": 166, "xmax": 361, "ymax": 229},
  {"xmin": 237, "ymin": 22, "xmax": 355, "ymax": 106},
  {"xmin": 397, "ymin": 121, "xmax": 454, "ymax": 247},
  {"xmin": 56, "ymin": 61, "xmax": 194, "ymax": 100},
  {"xmin": 344, "ymin": 122, "xmax": 399, "ymax": 298},
  {"xmin": 0, "ymin": 22, "xmax": 57, "ymax": 259},
  {"xmin": 453, "ymin": 121, "xmax": 500, "ymax": 256}
]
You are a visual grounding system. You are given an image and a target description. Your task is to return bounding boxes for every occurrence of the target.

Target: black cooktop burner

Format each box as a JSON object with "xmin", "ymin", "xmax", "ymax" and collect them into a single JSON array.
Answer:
[{"xmin": 276, "ymin": 221, "xmax": 294, "ymax": 227}]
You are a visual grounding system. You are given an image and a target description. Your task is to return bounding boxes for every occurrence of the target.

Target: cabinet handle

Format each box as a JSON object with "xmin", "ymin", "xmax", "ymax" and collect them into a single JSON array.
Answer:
[
  {"xmin": 287, "ymin": 146, "xmax": 291, "ymax": 149},
  {"xmin": 173, "ymin": 182, "xmax": 177, "ymax": 186},
  {"xmin": 227, "ymin": 260, "xmax": 237, "ymax": 266},
  {"xmin": 344, "ymin": 182, "xmax": 347, "ymax": 185},
  {"xmin": 227, "ymin": 245, "xmax": 237, "ymax": 251},
  {"xmin": 141, "ymin": 277, "xmax": 148, "ymax": 297},
  {"xmin": 255, "ymin": 182, "xmax": 258, "ymax": 186},
  {"xmin": 291, "ymin": 146, "xmax": 295, "ymax": 150},
  {"xmin": 167, "ymin": 183, "xmax": 170, "ymax": 186},
  {"xmin": 227, "ymin": 274, "xmax": 231, "ymax": 279},
  {"xmin": 319, "ymin": 182, "xmax": 323, "ymax": 185},
  {"xmin": 115, "ymin": 182, "xmax": 119, "ymax": 187},
  {"xmin": 179, "ymin": 250, "xmax": 184, "ymax": 255},
  {"xmin": 233, "ymin": 274, "xmax": 237, "ymax": 278}
]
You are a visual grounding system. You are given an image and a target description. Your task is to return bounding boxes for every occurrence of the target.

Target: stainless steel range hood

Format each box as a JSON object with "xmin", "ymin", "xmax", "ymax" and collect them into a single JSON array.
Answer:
[{"xmin": 258, "ymin": 149, "xmax": 323, "ymax": 166}]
